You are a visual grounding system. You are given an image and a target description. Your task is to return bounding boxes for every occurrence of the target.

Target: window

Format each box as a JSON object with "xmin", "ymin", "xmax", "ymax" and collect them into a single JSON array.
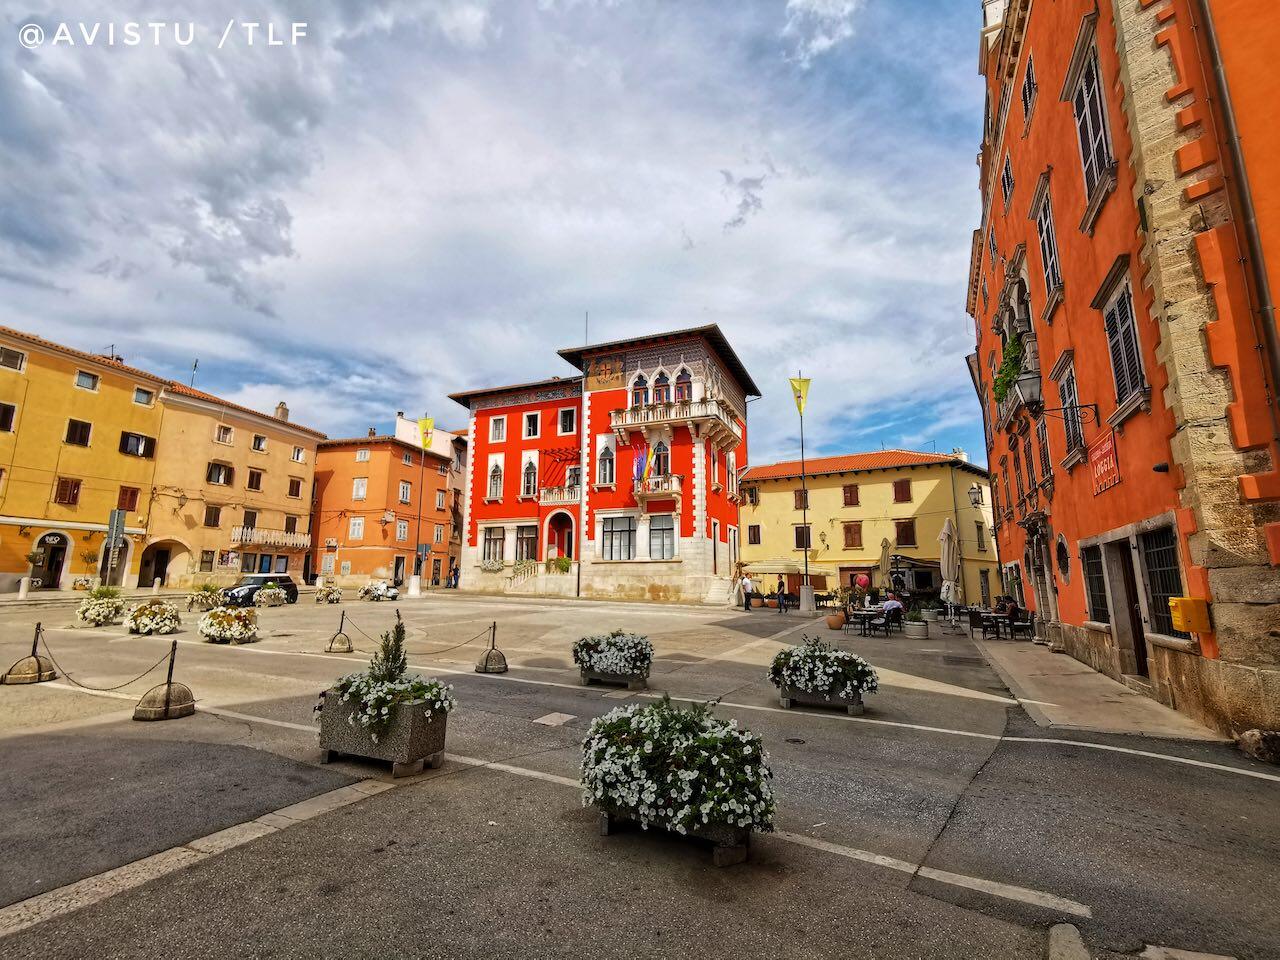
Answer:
[
  {"xmin": 1021, "ymin": 55, "xmax": 1038, "ymax": 121},
  {"xmin": 199, "ymin": 550, "xmax": 215, "ymax": 573},
  {"xmin": 396, "ymin": 520, "xmax": 409, "ymax": 542},
  {"xmin": 602, "ymin": 516, "xmax": 637, "ymax": 560},
  {"xmin": 631, "ymin": 376, "xmax": 648, "ymax": 407},
  {"xmin": 988, "ymin": 231, "xmax": 998, "ymax": 271},
  {"xmin": 352, "ymin": 477, "xmax": 368, "ymax": 500},
  {"xmin": 75, "ymin": 370, "xmax": 99, "ymax": 391},
  {"xmin": 1072, "ymin": 48, "xmax": 1114, "ymax": 198},
  {"xmin": 975, "ymin": 522, "xmax": 987, "ymax": 551},
  {"xmin": 489, "ymin": 417, "xmax": 506, "ymax": 443},
  {"xmin": 399, "ymin": 481, "xmax": 412, "ymax": 504},
  {"xmin": 287, "ymin": 477, "xmax": 302, "ymax": 498},
  {"xmin": 483, "ymin": 527, "xmax": 505, "ymax": 564},
  {"xmin": 242, "ymin": 510, "xmax": 257, "ymax": 529},
  {"xmin": 204, "ymin": 505, "xmax": 221, "ymax": 527},
  {"xmin": 1000, "ymin": 155, "xmax": 1015, "ymax": 209},
  {"xmin": 117, "ymin": 486, "xmax": 140, "ymax": 512},
  {"xmin": 895, "ymin": 519, "xmax": 917, "ymax": 546},
  {"xmin": 1023, "ymin": 436, "xmax": 1037, "ymax": 489},
  {"xmin": 745, "ymin": 486, "xmax": 758, "ymax": 506},
  {"xmin": 403, "ymin": 452, "xmax": 413, "ymax": 466},
  {"xmin": 284, "ymin": 515, "xmax": 298, "ymax": 534},
  {"xmin": 893, "ymin": 479, "xmax": 912, "ymax": 503},
  {"xmin": 1059, "ymin": 366, "xmax": 1086, "ymax": 452},
  {"xmin": 488, "ymin": 463, "xmax": 503, "ymax": 499},
  {"xmin": 794, "ymin": 525, "xmax": 812, "ymax": 550},
  {"xmin": 53, "ymin": 477, "xmax": 81, "ymax": 505},
  {"xmin": 598, "ymin": 447, "xmax": 616, "ymax": 485},
  {"xmin": 747, "ymin": 524, "xmax": 761, "ymax": 545},
  {"xmin": 434, "ymin": 523, "xmax": 444, "ymax": 544},
  {"xmin": 650, "ymin": 515, "xmax": 676, "ymax": 559},
  {"xmin": 247, "ymin": 469, "xmax": 264, "ymax": 492},
  {"xmin": 134, "ymin": 387, "xmax": 155, "ymax": 406},
  {"xmin": 292, "ymin": 446, "xmax": 305, "ymax": 463},
  {"xmin": 842, "ymin": 484, "xmax": 860, "ymax": 507},
  {"xmin": 436, "ymin": 490, "xmax": 446, "ymax": 509},
  {"xmin": 843, "ymin": 521, "xmax": 862, "ymax": 549},
  {"xmin": 206, "ymin": 462, "xmax": 234, "ymax": 486},
  {"xmin": 274, "ymin": 555, "xmax": 288, "ymax": 574},
  {"xmin": 65, "ymin": 419, "xmax": 91, "ymax": 446},
  {"xmin": 118, "ymin": 432, "xmax": 156, "ymax": 458},
  {"xmin": 523, "ymin": 412, "xmax": 540, "ymax": 439},
  {"xmin": 251, "ymin": 434, "xmax": 267, "ymax": 452},
  {"xmin": 1035, "ymin": 191, "xmax": 1063, "ymax": 292},
  {"xmin": 355, "ymin": 448, "xmax": 370, "ymax": 462},
  {"xmin": 1104, "ymin": 281, "xmax": 1146, "ymax": 405},
  {"xmin": 674, "ymin": 370, "xmax": 692, "ymax": 402},
  {"xmin": 559, "ymin": 408, "xmax": 576, "ymax": 434},
  {"xmin": 1140, "ymin": 526, "xmax": 1189, "ymax": 638},
  {"xmin": 1082, "ymin": 545, "xmax": 1109, "ymax": 624},
  {"xmin": 349, "ymin": 516, "xmax": 365, "ymax": 539},
  {"xmin": 653, "ymin": 442, "xmax": 670, "ymax": 477},
  {"xmin": 793, "ymin": 488, "xmax": 808, "ymax": 511},
  {"xmin": 241, "ymin": 553, "xmax": 257, "ymax": 573},
  {"xmin": 516, "ymin": 525, "xmax": 538, "ymax": 562},
  {"xmin": 1036, "ymin": 419, "xmax": 1052, "ymax": 480},
  {"xmin": 568, "ymin": 465, "xmax": 581, "ymax": 488},
  {"xmin": 215, "ymin": 424, "xmax": 233, "ymax": 444},
  {"xmin": 0, "ymin": 348, "xmax": 25, "ymax": 371},
  {"xmin": 522, "ymin": 461, "xmax": 538, "ymax": 497},
  {"xmin": 438, "ymin": 463, "xmax": 449, "ymax": 476},
  {"xmin": 653, "ymin": 374, "xmax": 671, "ymax": 404},
  {"xmin": 0, "ymin": 403, "xmax": 13, "ymax": 432}
]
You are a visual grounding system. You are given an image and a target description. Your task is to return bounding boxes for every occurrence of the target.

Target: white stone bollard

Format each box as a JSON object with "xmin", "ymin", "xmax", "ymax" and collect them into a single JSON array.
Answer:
[
  {"xmin": 798, "ymin": 584, "xmax": 816, "ymax": 614},
  {"xmin": 408, "ymin": 575, "xmax": 422, "ymax": 598},
  {"xmin": 151, "ymin": 580, "xmax": 161, "ymax": 595},
  {"xmin": 17, "ymin": 577, "xmax": 30, "ymax": 600}
]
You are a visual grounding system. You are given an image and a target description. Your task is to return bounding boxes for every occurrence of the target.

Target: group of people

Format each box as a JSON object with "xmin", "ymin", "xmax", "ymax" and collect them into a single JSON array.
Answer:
[
  {"xmin": 739, "ymin": 574, "xmax": 795, "ymax": 613},
  {"xmin": 991, "ymin": 594, "xmax": 1022, "ymax": 623}
]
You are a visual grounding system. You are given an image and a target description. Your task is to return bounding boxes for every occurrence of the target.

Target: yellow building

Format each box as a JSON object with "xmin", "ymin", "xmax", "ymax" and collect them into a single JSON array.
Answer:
[
  {"xmin": 143, "ymin": 385, "xmax": 325, "ymax": 588},
  {"xmin": 739, "ymin": 450, "xmax": 998, "ymax": 606},
  {"xmin": 0, "ymin": 327, "xmax": 169, "ymax": 592}
]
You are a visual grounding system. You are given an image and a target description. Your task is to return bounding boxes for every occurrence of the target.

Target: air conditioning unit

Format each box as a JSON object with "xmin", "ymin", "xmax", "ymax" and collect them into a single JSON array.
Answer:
[{"xmin": 324, "ymin": 538, "xmax": 338, "ymax": 549}]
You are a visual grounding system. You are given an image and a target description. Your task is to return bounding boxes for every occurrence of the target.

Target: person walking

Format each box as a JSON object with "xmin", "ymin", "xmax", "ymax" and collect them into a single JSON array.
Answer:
[
  {"xmin": 776, "ymin": 575, "xmax": 787, "ymax": 614},
  {"xmin": 740, "ymin": 573, "xmax": 754, "ymax": 612}
]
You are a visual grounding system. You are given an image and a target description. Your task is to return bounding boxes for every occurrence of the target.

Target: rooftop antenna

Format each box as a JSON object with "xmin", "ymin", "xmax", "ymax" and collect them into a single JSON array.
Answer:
[{"xmin": 189, "ymin": 359, "xmax": 199, "ymax": 387}]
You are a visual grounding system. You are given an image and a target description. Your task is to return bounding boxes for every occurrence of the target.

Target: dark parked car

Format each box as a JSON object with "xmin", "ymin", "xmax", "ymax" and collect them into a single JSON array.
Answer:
[{"xmin": 223, "ymin": 574, "xmax": 299, "ymax": 607}]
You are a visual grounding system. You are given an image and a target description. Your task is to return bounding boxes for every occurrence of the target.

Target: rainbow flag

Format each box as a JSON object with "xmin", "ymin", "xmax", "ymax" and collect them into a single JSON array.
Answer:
[
  {"xmin": 642, "ymin": 444, "xmax": 656, "ymax": 483},
  {"xmin": 632, "ymin": 437, "xmax": 647, "ymax": 481}
]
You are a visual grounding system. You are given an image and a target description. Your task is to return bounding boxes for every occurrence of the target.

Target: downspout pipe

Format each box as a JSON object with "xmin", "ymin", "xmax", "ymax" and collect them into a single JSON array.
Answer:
[{"xmin": 1193, "ymin": 0, "xmax": 1280, "ymax": 441}]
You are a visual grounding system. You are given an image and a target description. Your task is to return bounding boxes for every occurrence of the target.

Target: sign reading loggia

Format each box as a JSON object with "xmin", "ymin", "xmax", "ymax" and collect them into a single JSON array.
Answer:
[{"xmin": 1089, "ymin": 431, "xmax": 1121, "ymax": 495}]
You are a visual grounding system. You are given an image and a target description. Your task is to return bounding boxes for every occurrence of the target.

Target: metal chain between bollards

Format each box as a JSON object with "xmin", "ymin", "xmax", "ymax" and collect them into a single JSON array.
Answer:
[
  {"xmin": 39, "ymin": 628, "xmax": 174, "ymax": 692},
  {"xmin": 336, "ymin": 610, "xmax": 493, "ymax": 657}
]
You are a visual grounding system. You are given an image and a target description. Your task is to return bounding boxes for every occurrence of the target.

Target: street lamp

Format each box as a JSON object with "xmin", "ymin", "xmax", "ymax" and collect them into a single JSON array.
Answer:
[
  {"xmin": 968, "ymin": 483, "xmax": 983, "ymax": 508},
  {"xmin": 789, "ymin": 373, "xmax": 815, "ymax": 614}
]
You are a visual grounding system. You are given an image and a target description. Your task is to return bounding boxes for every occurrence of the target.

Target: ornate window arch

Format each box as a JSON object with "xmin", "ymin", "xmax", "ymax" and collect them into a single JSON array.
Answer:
[
  {"xmin": 674, "ymin": 368, "xmax": 693, "ymax": 402},
  {"xmin": 598, "ymin": 446, "xmax": 615, "ymax": 484},
  {"xmin": 521, "ymin": 461, "xmax": 538, "ymax": 497},
  {"xmin": 488, "ymin": 463, "xmax": 503, "ymax": 499},
  {"xmin": 653, "ymin": 372, "xmax": 671, "ymax": 404},
  {"xmin": 631, "ymin": 374, "xmax": 649, "ymax": 407},
  {"xmin": 653, "ymin": 441, "xmax": 670, "ymax": 476}
]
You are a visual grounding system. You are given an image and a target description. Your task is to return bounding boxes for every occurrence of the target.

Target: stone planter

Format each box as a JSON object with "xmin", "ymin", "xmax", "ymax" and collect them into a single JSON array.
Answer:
[
  {"xmin": 825, "ymin": 613, "xmax": 846, "ymax": 630},
  {"xmin": 921, "ymin": 609, "xmax": 940, "ymax": 622},
  {"xmin": 319, "ymin": 692, "xmax": 448, "ymax": 777},
  {"xmin": 778, "ymin": 684, "xmax": 865, "ymax": 716},
  {"xmin": 904, "ymin": 621, "xmax": 929, "ymax": 639},
  {"xmin": 598, "ymin": 808, "xmax": 750, "ymax": 867},
  {"xmin": 255, "ymin": 594, "xmax": 287, "ymax": 608},
  {"xmin": 579, "ymin": 668, "xmax": 647, "ymax": 691}
]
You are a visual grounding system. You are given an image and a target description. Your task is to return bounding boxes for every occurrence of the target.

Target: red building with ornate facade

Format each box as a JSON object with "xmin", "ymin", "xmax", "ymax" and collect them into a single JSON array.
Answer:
[{"xmin": 449, "ymin": 325, "xmax": 757, "ymax": 604}]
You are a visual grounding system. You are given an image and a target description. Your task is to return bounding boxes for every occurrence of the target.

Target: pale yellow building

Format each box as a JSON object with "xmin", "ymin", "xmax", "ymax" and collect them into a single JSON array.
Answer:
[
  {"xmin": 143, "ymin": 385, "xmax": 325, "ymax": 588},
  {"xmin": 0, "ymin": 327, "xmax": 169, "ymax": 592},
  {"xmin": 739, "ymin": 449, "xmax": 998, "ymax": 606}
]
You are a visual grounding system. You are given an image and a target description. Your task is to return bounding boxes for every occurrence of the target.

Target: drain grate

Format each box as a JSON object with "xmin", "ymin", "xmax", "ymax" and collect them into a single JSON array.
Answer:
[
  {"xmin": 943, "ymin": 655, "xmax": 985, "ymax": 666},
  {"xmin": 785, "ymin": 737, "xmax": 806, "ymax": 745}
]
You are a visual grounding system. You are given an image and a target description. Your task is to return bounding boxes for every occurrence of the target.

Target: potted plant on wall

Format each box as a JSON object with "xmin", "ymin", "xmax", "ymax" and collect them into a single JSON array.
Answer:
[
  {"xmin": 318, "ymin": 612, "xmax": 456, "ymax": 777},
  {"xmin": 573, "ymin": 630, "xmax": 653, "ymax": 690},
  {"xmin": 904, "ymin": 606, "xmax": 929, "ymax": 639},
  {"xmin": 769, "ymin": 636, "xmax": 879, "ymax": 716},
  {"xmin": 581, "ymin": 696, "xmax": 775, "ymax": 866}
]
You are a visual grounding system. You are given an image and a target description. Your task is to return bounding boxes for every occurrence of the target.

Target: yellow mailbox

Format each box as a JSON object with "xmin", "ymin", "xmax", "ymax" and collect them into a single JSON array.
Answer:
[{"xmin": 1168, "ymin": 597, "xmax": 1211, "ymax": 634}]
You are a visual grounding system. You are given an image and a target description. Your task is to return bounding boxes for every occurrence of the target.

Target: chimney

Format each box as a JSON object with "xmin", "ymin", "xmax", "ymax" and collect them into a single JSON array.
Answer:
[
  {"xmin": 951, "ymin": 447, "xmax": 969, "ymax": 463},
  {"xmin": 368, "ymin": 427, "xmax": 377, "ymax": 438},
  {"xmin": 396, "ymin": 411, "xmax": 404, "ymax": 419},
  {"xmin": 274, "ymin": 401, "xmax": 289, "ymax": 421}
]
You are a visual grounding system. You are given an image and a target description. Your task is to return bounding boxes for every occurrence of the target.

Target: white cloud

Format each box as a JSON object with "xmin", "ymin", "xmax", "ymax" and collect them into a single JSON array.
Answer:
[{"xmin": 782, "ymin": 0, "xmax": 863, "ymax": 68}]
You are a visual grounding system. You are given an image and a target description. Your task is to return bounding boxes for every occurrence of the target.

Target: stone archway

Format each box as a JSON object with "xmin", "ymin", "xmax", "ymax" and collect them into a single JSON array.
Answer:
[
  {"xmin": 139, "ymin": 539, "xmax": 190, "ymax": 588},
  {"xmin": 545, "ymin": 511, "xmax": 575, "ymax": 561},
  {"xmin": 30, "ymin": 532, "xmax": 71, "ymax": 590}
]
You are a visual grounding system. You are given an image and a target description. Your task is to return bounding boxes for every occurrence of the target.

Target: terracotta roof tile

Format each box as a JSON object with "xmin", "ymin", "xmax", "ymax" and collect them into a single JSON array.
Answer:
[{"xmin": 742, "ymin": 449, "xmax": 979, "ymax": 482}]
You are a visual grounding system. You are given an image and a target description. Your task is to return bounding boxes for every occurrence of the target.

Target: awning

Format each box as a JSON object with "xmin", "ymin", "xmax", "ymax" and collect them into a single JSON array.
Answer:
[{"xmin": 742, "ymin": 560, "xmax": 802, "ymax": 575}]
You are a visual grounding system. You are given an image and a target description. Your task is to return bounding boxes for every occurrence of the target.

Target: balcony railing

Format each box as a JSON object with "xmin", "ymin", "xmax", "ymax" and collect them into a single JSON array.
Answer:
[
  {"xmin": 231, "ymin": 526, "xmax": 311, "ymax": 549},
  {"xmin": 539, "ymin": 484, "xmax": 582, "ymax": 506},
  {"xmin": 610, "ymin": 399, "xmax": 742, "ymax": 446},
  {"xmin": 634, "ymin": 474, "xmax": 682, "ymax": 502}
]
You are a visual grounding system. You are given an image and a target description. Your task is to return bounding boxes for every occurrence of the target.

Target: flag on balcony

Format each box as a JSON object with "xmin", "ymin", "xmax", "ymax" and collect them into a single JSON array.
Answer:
[
  {"xmin": 642, "ymin": 443, "xmax": 656, "ymax": 483},
  {"xmin": 632, "ymin": 437, "xmax": 647, "ymax": 481}
]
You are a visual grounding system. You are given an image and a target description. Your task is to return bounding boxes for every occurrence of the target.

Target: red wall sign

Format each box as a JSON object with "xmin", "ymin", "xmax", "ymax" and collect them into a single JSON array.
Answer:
[{"xmin": 1089, "ymin": 431, "xmax": 1121, "ymax": 495}]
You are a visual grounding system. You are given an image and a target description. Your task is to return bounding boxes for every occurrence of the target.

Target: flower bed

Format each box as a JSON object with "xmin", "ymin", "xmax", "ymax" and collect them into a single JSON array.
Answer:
[
  {"xmin": 254, "ymin": 584, "xmax": 288, "ymax": 607},
  {"xmin": 358, "ymin": 581, "xmax": 398, "ymax": 601},
  {"xmin": 581, "ymin": 697, "xmax": 775, "ymax": 865},
  {"xmin": 315, "ymin": 585, "xmax": 343, "ymax": 604},
  {"xmin": 77, "ymin": 588, "xmax": 125, "ymax": 626},
  {"xmin": 125, "ymin": 600, "xmax": 182, "ymax": 635},
  {"xmin": 198, "ymin": 606, "xmax": 258, "ymax": 644},
  {"xmin": 186, "ymin": 585, "xmax": 225, "ymax": 612},
  {"xmin": 572, "ymin": 630, "xmax": 653, "ymax": 690},
  {"xmin": 768, "ymin": 636, "xmax": 878, "ymax": 715}
]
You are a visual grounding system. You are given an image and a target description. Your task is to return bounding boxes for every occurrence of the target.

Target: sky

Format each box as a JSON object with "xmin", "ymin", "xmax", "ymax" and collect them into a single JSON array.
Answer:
[{"xmin": 1, "ymin": 0, "xmax": 987, "ymax": 466}]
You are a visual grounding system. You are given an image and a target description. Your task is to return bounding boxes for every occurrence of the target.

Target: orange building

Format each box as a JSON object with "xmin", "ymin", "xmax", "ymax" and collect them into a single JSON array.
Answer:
[
  {"xmin": 966, "ymin": 0, "xmax": 1280, "ymax": 735},
  {"xmin": 311, "ymin": 432, "xmax": 461, "ymax": 588}
]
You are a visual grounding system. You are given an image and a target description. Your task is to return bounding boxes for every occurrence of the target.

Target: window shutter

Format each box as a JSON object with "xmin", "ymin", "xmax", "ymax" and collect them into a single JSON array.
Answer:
[
  {"xmin": 894, "ymin": 479, "xmax": 911, "ymax": 502},
  {"xmin": 843, "ymin": 484, "xmax": 859, "ymax": 506},
  {"xmin": 1104, "ymin": 303, "xmax": 1129, "ymax": 401},
  {"xmin": 1117, "ymin": 290, "xmax": 1143, "ymax": 399},
  {"xmin": 794, "ymin": 489, "xmax": 806, "ymax": 510}
]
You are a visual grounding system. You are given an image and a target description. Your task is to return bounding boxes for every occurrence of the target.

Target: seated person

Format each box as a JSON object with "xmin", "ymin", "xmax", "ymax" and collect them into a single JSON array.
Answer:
[{"xmin": 881, "ymin": 593, "xmax": 905, "ymax": 616}]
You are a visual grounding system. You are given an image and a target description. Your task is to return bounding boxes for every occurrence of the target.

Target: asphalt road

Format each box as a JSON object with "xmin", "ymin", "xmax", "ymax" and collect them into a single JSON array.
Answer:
[{"xmin": 0, "ymin": 596, "xmax": 1274, "ymax": 958}]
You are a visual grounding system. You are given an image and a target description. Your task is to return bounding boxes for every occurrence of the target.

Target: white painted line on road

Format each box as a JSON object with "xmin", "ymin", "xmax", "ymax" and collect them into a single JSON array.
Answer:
[
  {"xmin": 1139, "ymin": 945, "xmax": 1237, "ymax": 959},
  {"xmin": 1006, "ymin": 737, "xmax": 1280, "ymax": 785},
  {"xmin": 444, "ymin": 753, "xmax": 581, "ymax": 788}
]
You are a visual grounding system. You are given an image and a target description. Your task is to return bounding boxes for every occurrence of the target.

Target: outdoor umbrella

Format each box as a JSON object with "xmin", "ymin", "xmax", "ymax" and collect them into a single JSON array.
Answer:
[
  {"xmin": 878, "ymin": 538, "xmax": 892, "ymax": 591},
  {"xmin": 938, "ymin": 518, "xmax": 962, "ymax": 609}
]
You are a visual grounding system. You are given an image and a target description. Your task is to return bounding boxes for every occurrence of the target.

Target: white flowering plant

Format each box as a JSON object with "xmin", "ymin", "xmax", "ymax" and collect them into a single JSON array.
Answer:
[
  {"xmin": 480, "ymin": 558, "xmax": 504, "ymax": 573},
  {"xmin": 581, "ymin": 696, "xmax": 775, "ymax": 834},
  {"xmin": 572, "ymin": 630, "xmax": 654, "ymax": 678},
  {"xmin": 186, "ymin": 583, "xmax": 226, "ymax": 612},
  {"xmin": 768, "ymin": 635, "xmax": 879, "ymax": 700},
  {"xmin": 125, "ymin": 599, "xmax": 182, "ymax": 635},
  {"xmin": 358, "ymin": 581, "xmax": 398, "ymax": 601},
  {"xmin": 315, "ymin": 585, "xmax": 343, "ymax": 604},
  {"xmin": 254, "ymin": 583, "xmax": 288, "ymax": 607},
  {"xmin": 77, "ymin": 587, "xmax": 125, "ymax": 626},
  {"xmin": 198, "ymin": 606, "xmax": 258, "ymax": 644}
]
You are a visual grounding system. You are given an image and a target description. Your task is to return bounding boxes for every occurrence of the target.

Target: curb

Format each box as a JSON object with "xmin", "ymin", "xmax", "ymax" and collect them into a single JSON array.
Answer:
[{"xmin": 1047, "ymin": 923, "xmax": 1089, "ymax": 960}]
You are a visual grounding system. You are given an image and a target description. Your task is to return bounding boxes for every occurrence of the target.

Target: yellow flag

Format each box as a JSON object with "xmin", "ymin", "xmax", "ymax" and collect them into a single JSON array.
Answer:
[
  {"xmin": 789, "ymin": 378, "xmax": 811, "ymax": 416},
  {"xmin": 418, "ymin": 417, "xmax": 434, "ymax": 449}
]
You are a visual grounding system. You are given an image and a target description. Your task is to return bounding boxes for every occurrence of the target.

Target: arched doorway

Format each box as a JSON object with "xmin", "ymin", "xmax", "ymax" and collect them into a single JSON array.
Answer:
[
  {"xmin": 98, "ymin": 536, "xmax": 131, "ymax": 588},
  {"xmin": 31, "ymin": 532, "xmax": 70, "ymax": 590},
  {"xmin": 545, "ymin": 512, "xmax": 574, "ymax": 560},
  {"xmin": 139, "ymin": 540, "xmax": 189, "ymax": 588}
]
